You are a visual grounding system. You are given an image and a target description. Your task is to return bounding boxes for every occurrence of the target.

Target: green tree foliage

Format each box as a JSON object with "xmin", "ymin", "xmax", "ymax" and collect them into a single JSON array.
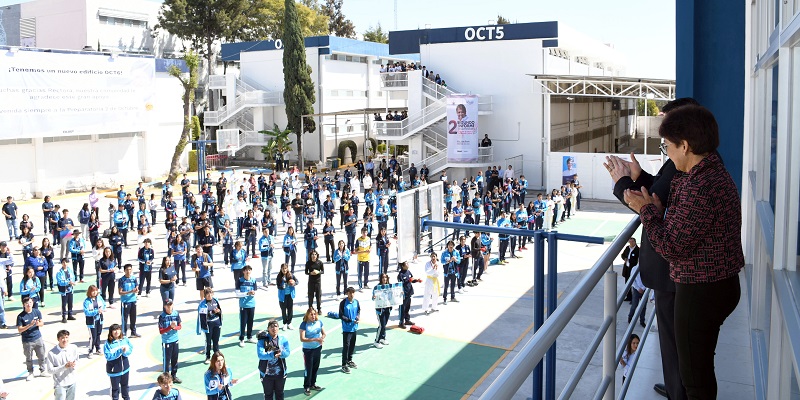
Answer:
[
  {"xmin": 637, "ymin": 99, "xmax": 660, "ymax": 116},
  {"xmin": 260, "ymin": 124, "xmax": 294, "ymax": 163},
  {"xmin": 497, "ymin": 15, "xmax": 511, "ymax": 25},
  {"xmin": 155, "ymin": 0, "xmax": 254, "ymax": 75},
  {"xmin": 322, "ymin": 0, "xmax": 356, "ymax": 38},
  {"xmin": 167, "ymin": 51, "xmax": 200, "ymax": 184},
  {"xmin": 363, "ymin": 23, "xmax": 388, "ymax": 44},
  {"xmin": 283, "ymin": 0, "xmax": 317, "ymax": 168},
  {"xmin": 248, "ymin": 0, "xmax": 328, "ymax": 40}
]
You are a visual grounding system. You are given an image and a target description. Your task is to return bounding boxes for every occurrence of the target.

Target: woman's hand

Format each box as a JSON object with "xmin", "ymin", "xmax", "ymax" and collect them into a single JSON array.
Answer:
[
  {"xmin": 604, "ymin": 153, "xmax": 643, "ymax": 183},
  {"xmin": 623, "ymin": 188, "xmax": 664, "ymax": 215}
]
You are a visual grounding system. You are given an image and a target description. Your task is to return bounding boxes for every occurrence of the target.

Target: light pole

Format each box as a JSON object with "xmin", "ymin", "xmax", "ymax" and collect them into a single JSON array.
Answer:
[{"xmin": 644, "ymin": 92, "xmax": 654, "ymax": 155}]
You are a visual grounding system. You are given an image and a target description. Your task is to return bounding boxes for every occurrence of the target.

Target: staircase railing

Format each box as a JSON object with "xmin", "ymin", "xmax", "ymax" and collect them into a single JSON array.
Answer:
[
  {"xmin": 374, "ymin": 99, "xmax": 447, "ymax": 139},
  {"xmin": 205, "ymin": 90, "xmax": 285, "ymax": 126}
]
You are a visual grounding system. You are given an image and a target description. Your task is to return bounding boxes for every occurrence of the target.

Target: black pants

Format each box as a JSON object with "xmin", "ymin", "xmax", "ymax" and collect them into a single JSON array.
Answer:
[
  {"xmin": 114, "ymin": 250, "xmax": 123, "ymax": 270},
  {"xmin": 654, "ymin": 289, "xmax": 688, "ymax": 400},
  {"xmin": 162, "ymin": 341, "xmax": 179, "ymax": 376},
  {"xmin": 473, "ymin": 257, "xmax": 484, "ymax": 280},
  {"xmin": 564, "ymin": 198, "xmax": 572, "ymax": 218},
  {"xmin": 60, "ymin": 292, "xmax": 73, "ymax": 317},
  {"xmin": 443, "ymin": 275, "xmax": 456, "ymax": 300},
  {"xmin": 342, "ymin": 331, "xmax": 356, "ymax": 365},
  {"xmin": 378, "ymin": 250, "xmax": 389, "ymax": 276},
  {"xmin": 499, "ymin": 240, "xmax": 509, "ymax": 261},
  {"xmin": 302, "ymin": 346, "xmax": 322, "ymax": 389},
  {"xmin": 4, "ymin": 272, "xmax": 11, "ymax": 298},
  {"xmin": 510, "ymin": 237, "xmax": 516, "ymax": 257},
  {"xmin": 72, "ymin": 256, "xmax": 84, "ymax": 282},
  {"xmin": 138, "ymin": 269, "xmax": 152, "ymax": 295},
  {"xmin": 375, "ymin": 308, "xmax": 390, "ymax": 342},
  {"xmin": 324, "ymin": 240, "xmax": 335, "ymax": 262},
  {"xmin": 47, "ymin": 265, "xmax": 55, "ymax": 288},
  {"xmin": 175, "ymin": 259, "xmax": 186, "ymax": 284},
  {"xmin": 101, "ymin": 273, "xmax": 116, "ymax": 304},
  {"xmin": 308, "ymin": 279, "xmax": 322, "ymax": 312},
  {"xmin": 261, "ymin": 376, "xmax": 286, "ymax": 400},
  {"xmin": 280, "ymin": 296, "xmax": 293, "ymax": 325},
  {"xmin": 120, "ymin": 229, "xmax": 128, "ymax": 247},
  {"xmin": 245, "ymin": 233, "xmax": 256, "ymax": 257},
  {"xmin": 336, "ymin": 272, "xmax": 348, "ymax": 296},
  {"xmin": 284, "ymin": 251, "xmax": 296, "ymax": 274},
  {"xmin": 358, "ymin": 261, "xmax": 369, "ymax": 289},
  {"xmin": 674, "ymin": 275, "xmax": 740, "ymax": 400},
  {"xmin": 121, "ymin": 302, "xmax": 137, "ymax": 335},
  {"xmin": 458, "ymin": 261, "xmax": 469, "ymax": 288},
  {"xmin": 346, "ymin": 232, "xmax": 356, "ymax": 252},
  {"xmin": 89, "ymin": 319, "xmax": 102, "ymax": 352},
  {"xmin": 204, "ymin": 325, "xmax": 221, "ymax": 359},
  {"xmin": 110, "ymin": 372, "xmax": 130, "ymax": 400},
  {"xmin": 400, "ymin": 295, "xmax": 412, "ymax": 322},
  {"xmin": 232, "ymin": 269, "xmax": 244, "ymax": 288},
  {"xmin": 239, "ymin": 307, "xmax": 254, "ymax": 341}
]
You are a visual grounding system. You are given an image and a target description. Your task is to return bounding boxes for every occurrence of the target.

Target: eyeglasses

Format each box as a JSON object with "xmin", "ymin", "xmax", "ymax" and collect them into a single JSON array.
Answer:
[{"xmin": 659, "ymin": 143, "xmax": 669, "ymax": 156}]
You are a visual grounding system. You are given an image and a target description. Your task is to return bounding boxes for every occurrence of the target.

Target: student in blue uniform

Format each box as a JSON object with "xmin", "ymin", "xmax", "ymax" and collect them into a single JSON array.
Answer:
[
  {"xmin": 21, "ymin": 258, "xmax": 43, "ymax": 308},
  {"xmin": 303, "ymin": 220, "xmax": 318, "ymax": 262},
  {"xmin": 158, "ymin": 299, "xmax": 182, "ymax": 384},
  {"xmin": 257, "ymin": 320, "xmax": 291, "ymax": 399},
  {"xmin": 56, "ymin": 258, "xmax": 76, "ymax": 323},
  {"xmin": 333, "ymin": 240, "xmax": 350, "ymax": 298},
  {"xmin": 299, "ymin": 308, "xmax": 326, "ymax": 395},
  {"xmin": 276, "ymin": 263, "xmax": 297, "ymax": 331},
  {"xmin": 137, "ymin": 239, "xmax": 155, "ymax": 297},
  {"xmin": 456, "ymin": 236, "xmax": 472, "ymax": 293},
  {"xmin": 67, "ymin": 229, "xmax": 86, "ymax": 283},
  {"xmin": 104, "ymin": 324, "xmax": 132, "ymax": 400},
  {"xmin": 440, "ymin": 241, "xmax": 462, "ymax": 305},
  {"xmin": 282, "ymin": 227, "xmax": 297, "ymax": 274},
  {"xmin": 152, "ymin": 373, "xmax": 181, "ymax": 400},
  {"xmin": 158, "ymin": 257, "xmax": 177, "ymax": 305},
  {"xmin": 204, "ymin": 352, "xmax": 237, "ymax": 400},
  {"xmin": 197, "ymin": 288, "xmax": 222, "ymax": 364},
  {"xmin": 258, "ymin": 228, "xmax": 275, "ymax": 286},
  {"xmin": 236, "ymin": 266, "xmax": 257, "ymax": 347},
  {"xmin": 191, "ymin": 245, "xmax": 214, "ymax": 300},
  {"xmin": 451, "ymin": 200, "xmax": 463, "ymax": 240},
  {"xmin": 170, "ymin": 235, "xmax": 187, "ymax": 286},
  {"xmin": 84, "ymin": 285, "xmax": 106, "ymax": 357},
  {"xmin": 339, "ymin": 287, "xmax": 360, "ymax": 374},
  {"xmin": 375, "ymin": 226, "xmax": 391, "ymax": 276},
  {"xmin": 118, "ymin": 264, "xmax": 140, "ymax": 338},
  {"xmin": 396, "ymin": 262, "xmax": 416, "ymax": 329}
]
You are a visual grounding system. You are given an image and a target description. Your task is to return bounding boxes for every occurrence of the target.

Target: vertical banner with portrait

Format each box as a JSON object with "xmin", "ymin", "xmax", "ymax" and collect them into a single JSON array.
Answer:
[
  {"xmin": 562, "ymin": 155, "xmax": 577, "ymax": 185},
  {"xmin": 446, "ymin": 95, "xmax": 479, "ymax": 162}
]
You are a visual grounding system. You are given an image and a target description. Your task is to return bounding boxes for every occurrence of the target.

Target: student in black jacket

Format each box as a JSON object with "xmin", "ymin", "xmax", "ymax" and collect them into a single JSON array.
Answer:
[{"xmin": 620, "ymin": 238, "xmax": 640, "ymax": 302}]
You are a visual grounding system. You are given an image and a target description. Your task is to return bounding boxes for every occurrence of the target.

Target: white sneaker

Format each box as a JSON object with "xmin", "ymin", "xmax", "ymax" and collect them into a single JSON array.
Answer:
[
  {"xmin": 280, "ymin": 324, "xmax": 286, "ymax": 331},
  {"xmin": 373, "ymin": 341, "xmax": 383, "ymax": 349},
  {"xmin": 246, "ymin": 338, "xmax": 257, "ymax": 343},
  {"xmin": 39, "ymin": 371, "xmax": 50, "ymax": 377},
  {"xmin": 379, "ymin": 339, "xmax": 389, "ymax": 345},
  {"xmin": 425, "ymin": 310, "xmax": 430, "ymax": 315},
  {"xmin": 458, "ymin": 288, "xmax": 463, "ymax": 294},
  {"xmin": 26, "ymin": 372, "xmax": 34, "ymax": 381},
  {"xmin": 286, "ymin": 323, "xmax": 293, "ymax": 330},
  {"xmin": 87, "ymin": 352, "xmax": 93, "ymax": 359},
  {"xmin": 238, "ymin": 340, "xmax": 245, "ymax": 347}
]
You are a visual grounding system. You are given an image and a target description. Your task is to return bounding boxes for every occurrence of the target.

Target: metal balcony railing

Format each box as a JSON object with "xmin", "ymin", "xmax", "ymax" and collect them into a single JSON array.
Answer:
[
  {"xmin": 379, "ymin": 72, "xmax": 408, "ymax": 89},
  {"xmin": 205, "ymin": 90, "xmax": 285, "ymax": 126},
  {"xmin": 374, "ymin": 99, "xmax": 447, "ymax": 139}
]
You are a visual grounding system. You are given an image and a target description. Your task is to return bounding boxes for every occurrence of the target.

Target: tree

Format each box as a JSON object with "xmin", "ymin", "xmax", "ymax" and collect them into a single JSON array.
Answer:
[
  {"xmin": 154, "ymin": 0, "xmax": 253, "ymax": 78},
  {"xmin": 260, "ymin": 124, "xmax": 294, "ymax": 169},
  {"xmin": 321, "ymin": 0, "xmax": 356, "ymax": 38},
  {"xmin": 167, "ymin": 51, "xmax": 200, "ymax": 184},
  {"xmin": 283, "ymin": 0, "xmax": 317, "ymax": 169},
  {"xmin": 248, "ymin": 0, "xmax": 328, "ymax": 40},
  {"xmin": 496, "ymin": 15, "xmax": 511, "ymax": 25},
  {"xmin": 363, "ymin": 23, "xmax": 388, "ymax": 44},
  {"xmin": 637, "ymin": 99, "xmax": 660, "ymax": 116}
]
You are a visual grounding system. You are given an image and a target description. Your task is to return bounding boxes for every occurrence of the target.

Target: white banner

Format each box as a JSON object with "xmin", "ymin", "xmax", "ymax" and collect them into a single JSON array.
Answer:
[
  {"xmin": 0, "ymin": 50, "xmax": 155, "ymax": 138},
  {"xmin": 373, "ymin": 283, "xmax": 404, "ymax": 308},
  {"xmin": 446, "ymin": 94, "xmax": 479, "ymax": 162}
]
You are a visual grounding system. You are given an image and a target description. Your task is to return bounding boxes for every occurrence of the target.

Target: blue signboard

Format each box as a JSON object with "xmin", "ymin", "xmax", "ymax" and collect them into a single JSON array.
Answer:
[{"xmin": 388, "ymin": 21, "xmax": 559, "ymax": 55}]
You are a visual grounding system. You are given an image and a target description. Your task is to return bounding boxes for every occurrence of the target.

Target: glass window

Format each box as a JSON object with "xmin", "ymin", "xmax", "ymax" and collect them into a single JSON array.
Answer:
[
  {"xmin": 770, "ymin": 64, "xmax": 778, "ymax": 211},
  {"xmin": 107, "ymin": 17, "xmax": 115, "ymax": 25}
]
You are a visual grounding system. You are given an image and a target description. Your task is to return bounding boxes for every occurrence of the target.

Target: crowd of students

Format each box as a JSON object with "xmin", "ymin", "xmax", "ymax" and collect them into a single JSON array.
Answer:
[{"xmin": 0, "ymin": 160, "xmax": 586, "ymax": 400}]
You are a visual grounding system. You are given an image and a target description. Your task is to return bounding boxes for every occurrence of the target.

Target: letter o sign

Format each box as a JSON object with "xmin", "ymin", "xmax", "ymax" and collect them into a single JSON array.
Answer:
[
  {"xmin": 275, "ymin": 39, "xmax": 283, "ymax": 49},
  {"xmin": 464, "ymin": 28, "xmax": 475, "ymax": 41}
]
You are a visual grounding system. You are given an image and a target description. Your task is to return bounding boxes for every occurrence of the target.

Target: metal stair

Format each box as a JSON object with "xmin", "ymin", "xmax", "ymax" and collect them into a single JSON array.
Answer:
[{"xmin": 204, "ymin": 76, "xmax": 285, "ymax": 127}]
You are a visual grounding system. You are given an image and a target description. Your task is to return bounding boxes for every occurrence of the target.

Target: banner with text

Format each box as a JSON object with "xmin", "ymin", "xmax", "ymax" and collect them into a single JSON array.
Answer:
[
  {"xmin": 446, "ymin": 95, "xmax": 478, "ymax": 163},
  {"xmin": 0, "ymin": 50, "xmax": 155, "ymax": 138}
]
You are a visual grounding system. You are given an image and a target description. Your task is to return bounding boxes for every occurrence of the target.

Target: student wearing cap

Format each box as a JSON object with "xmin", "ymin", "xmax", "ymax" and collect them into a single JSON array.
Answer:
[
  {"xmin": 257, "ymin": 319, "xmax": 291, "ymax": 399},
  {"xmin": 236, "ymin": 265, "xmax": 258, "ymax": 347},
  {"xmin": 67, "ymin": 229, "xmax": 86, "ymax": 283},
  {"xmin": 339, "ymin": 287, "xmax": 360, "ymax": 373},
  {"xmin": 158, "ymin": 299, "xmax": 182, "ymax": 384},
  {"xmin": 56, "ymin": 258, "xmax": 77, "ymax": 323},
  {"xmin": 118, "ymin": 264, "xmax": 140, "ymax": 338}
]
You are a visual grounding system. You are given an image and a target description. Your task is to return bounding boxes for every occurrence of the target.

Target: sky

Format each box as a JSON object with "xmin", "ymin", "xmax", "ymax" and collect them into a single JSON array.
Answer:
[
  {"xmin": 344, "ymin": 0, "xmax": 676, "ymax": 79},
  {"xmin": 128, "ymin": 0, "xmax": 675, "ymax": 79}
]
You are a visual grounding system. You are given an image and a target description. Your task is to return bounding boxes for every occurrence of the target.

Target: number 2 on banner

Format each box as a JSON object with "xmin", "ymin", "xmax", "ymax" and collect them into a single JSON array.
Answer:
[{"xmin": 448, "ymin": 120, "xmax": 457, "ymax": 134}]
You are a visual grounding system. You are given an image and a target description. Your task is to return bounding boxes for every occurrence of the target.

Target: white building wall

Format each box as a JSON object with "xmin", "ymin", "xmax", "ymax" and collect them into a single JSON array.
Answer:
[{"xmin": 20, "ymin": 0, "xmax": 88, "ymax": 50}]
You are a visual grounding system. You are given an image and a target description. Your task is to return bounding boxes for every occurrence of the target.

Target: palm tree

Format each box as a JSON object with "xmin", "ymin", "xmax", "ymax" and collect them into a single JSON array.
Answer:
[{"xmin": 261, "ymin": 124, "xmax": 294, "ymax": 171}]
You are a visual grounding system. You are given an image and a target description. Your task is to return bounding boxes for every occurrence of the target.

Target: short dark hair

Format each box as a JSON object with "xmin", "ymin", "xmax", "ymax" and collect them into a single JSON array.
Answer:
[
  {"xmin": 57, "ymin": 330, "xmax": 70, "ymax": 339},
  {"xmin": 661, "ymin": 97, "xmax": 699, "ymax": 114},
  {"xmin": 658, "ymin": 104, "xmax": 719, "ymax": 155}
]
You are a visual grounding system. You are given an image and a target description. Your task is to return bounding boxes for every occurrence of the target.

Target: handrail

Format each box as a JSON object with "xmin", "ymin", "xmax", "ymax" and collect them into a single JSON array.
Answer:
[
  {"xmin": 478, "ymin": 217, "xmax": 641, "ymax": 400},
  {"xmin": 374, "ymin": 99, "xmax": 447, "ymax": 139},
  {"xmin": 205, "ymin": 90, "xmax": 285, "ymax": 126},
  {"xmin": 380, "ymin": 72, "xmax": 408, "ymax": 88}
]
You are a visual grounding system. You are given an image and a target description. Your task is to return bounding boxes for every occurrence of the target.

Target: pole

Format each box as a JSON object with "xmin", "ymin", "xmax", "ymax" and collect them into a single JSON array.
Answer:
[
  {"xmin": 533, "ymin": 230, "xmax": 545, "ymax": 400},
  {"xmin": 545, "ymin": 231, "xmax": 558, "ymax": 400},
  {"xmin": 602, "ymin": 270, "xmax": 617, "ymax": 400},
  {"xmin": 644, "ymin": 96, "xmax": 648, "ymax": 155}
]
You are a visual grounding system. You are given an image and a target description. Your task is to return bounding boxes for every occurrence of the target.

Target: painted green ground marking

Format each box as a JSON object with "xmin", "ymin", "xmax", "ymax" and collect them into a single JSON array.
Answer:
[
  {"xmin": 148, "ymin": 314, "xmax": 504, "ymax": 399},
  {"xmin": 552, "ymin": 216, "xmax": 633, "ymax": 242}
]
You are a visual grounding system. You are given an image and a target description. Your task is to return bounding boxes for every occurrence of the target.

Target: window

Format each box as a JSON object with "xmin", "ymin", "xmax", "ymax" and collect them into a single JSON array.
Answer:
[
  {"xmin": 43, "ymin": 135, "xmax": 92, "ymax": 143},
  {"xmin": 770, "ymin": 64, "xmax": 778, "ymax": 211},
  {"xmin": 107, "ymin": 17, "xmax": 115, "ymax": 25}
]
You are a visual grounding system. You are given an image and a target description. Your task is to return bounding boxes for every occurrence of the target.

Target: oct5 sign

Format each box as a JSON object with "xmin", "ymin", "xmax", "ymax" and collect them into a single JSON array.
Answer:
[{"xmin": 464, "ymin": 26, "xmax": 505, "ymax": 41}]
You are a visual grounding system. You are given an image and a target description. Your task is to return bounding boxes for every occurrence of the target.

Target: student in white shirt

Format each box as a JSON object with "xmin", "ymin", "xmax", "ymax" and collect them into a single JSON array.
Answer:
[{"xmin": 46, "ymin": 329, "xmax": 80, "ymax": 400}]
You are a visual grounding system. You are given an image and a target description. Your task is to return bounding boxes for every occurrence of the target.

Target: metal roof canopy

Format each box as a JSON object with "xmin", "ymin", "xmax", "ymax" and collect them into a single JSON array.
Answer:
[{"xmin": 530, "ymin": 75, "xmax": 676, "ymax": 100}]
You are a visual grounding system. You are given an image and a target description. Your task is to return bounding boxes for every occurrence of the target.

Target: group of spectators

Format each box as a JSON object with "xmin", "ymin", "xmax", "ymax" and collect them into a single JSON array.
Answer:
[
  {"xmin": 379, "ymin": 61, "xmax": 448, "ymax": 88},
  {"xmin": 373, "ymin": 111, "xmax": 408, "ymax": 121}
]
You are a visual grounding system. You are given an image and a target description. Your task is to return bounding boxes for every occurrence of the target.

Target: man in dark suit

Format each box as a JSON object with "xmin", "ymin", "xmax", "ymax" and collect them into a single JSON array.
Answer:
[
  {"xmin": 605, "ymin": 98, "xmax": 698, "ymax": 400},
  {"xmin": 621, "ymin": 238, "xmax": 640, "ymax": 302}
]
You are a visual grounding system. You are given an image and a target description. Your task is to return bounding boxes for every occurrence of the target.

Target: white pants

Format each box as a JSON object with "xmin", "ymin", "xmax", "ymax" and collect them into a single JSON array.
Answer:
[{"xmin": 421, "ymin": 278, "xmax": 440, "ymax": 311}]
